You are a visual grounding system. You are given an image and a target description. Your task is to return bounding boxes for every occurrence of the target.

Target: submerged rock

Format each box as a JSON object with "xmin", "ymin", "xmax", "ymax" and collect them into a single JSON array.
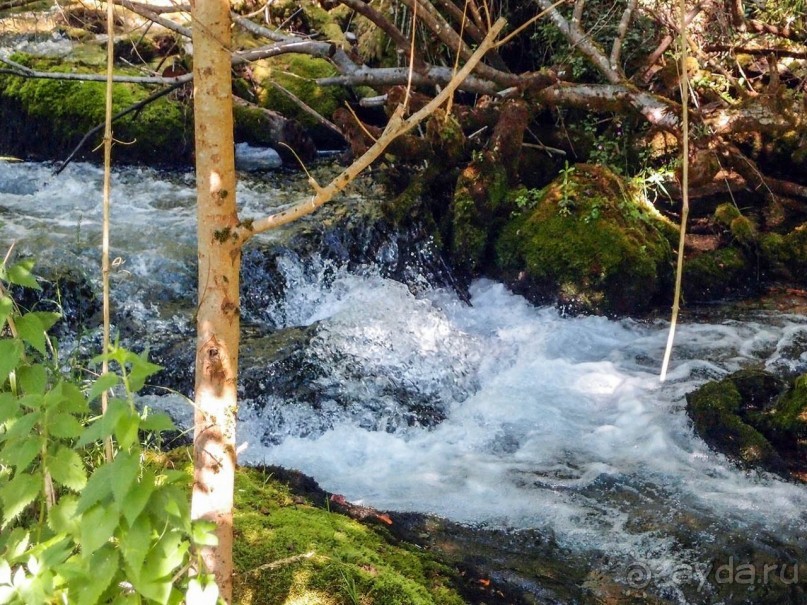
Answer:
[
  {"xmin": 494, "ymin": 164, "xmax": 675, "ymax": 315},
  {"xmin": 686, "ymin": 368, "xmax": 807, "ymax": 481}
]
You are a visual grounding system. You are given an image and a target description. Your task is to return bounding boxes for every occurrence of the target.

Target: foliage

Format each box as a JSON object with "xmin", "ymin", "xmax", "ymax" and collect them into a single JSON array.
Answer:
[{"xmin": 0, "ymin": 259, "xmax": 217, "ymax": 605}]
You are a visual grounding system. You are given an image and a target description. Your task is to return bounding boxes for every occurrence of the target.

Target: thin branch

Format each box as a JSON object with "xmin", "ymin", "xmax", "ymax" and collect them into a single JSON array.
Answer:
[
  {"xmin": 536, "ymin": 0, "xmax": 620, "ymax": 84},
  {"xmin": 231, "ymin": 12, "xmax": 292, "ymax": 42},
  {"xmin": 111, "ymin": 0, "xmax": 192, "ymax": 38},
  {"xmin": 337, "ymin": 0, "xmax": 423, "ymax": 67},
  {"xmin": 0, "ymin": 56, "xmax": 193, "ymax": 84},
  {"xmin": 266, "ymin": 80, "xmax": 344, "ymax": 140},
  {"xmin": 609, "ymin": 0, "xmax": 638, "ymax": 73},
  {"xmin": 704, "ymin": 45, "xmax": 807, "ymax": 59},
  {"xmin": 241, "ymin": 17, "xmax": 508, "ymax": 240},
  {"xmin": 660, "ymin": 0, "xmax": 690, "ymax": 382},
  {"xmin": 101, "ymin": 0, "xmax": 116, "ymax": 462},
  {"xmin": 494, "ymin": 0, "xmax": 567, "ymax": 48},
  {"xmin": 239, "ymin": 552, "xmax": 315, "ymax": 576}
]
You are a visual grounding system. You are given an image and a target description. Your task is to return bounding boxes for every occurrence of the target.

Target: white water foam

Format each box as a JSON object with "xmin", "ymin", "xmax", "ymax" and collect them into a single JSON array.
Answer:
[{"xmin": 239, "ymin": 277, "xmax": 807, "ymax": 568}]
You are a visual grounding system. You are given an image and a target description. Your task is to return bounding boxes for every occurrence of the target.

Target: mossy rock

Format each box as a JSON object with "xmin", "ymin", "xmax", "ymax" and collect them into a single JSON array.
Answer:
[
  {"xmin": 682, "ymin": 247, "xmax": 758, "ymax": 302},
  {"xmin": 254, "ymin": 54, "xmax": 349, "ymax": 146},
  {"xmin": 686, "ymin": 369, "xmax": 807, "ymax": 479},
  {"xmin": 155, "ymin": 449, "xmax": 468, "ymax": 605},
  {"xmin": 686, "ymin": 373, "xmax": 786, "ymax": 474},
  {"xmin": 232, "ymin": 466, "xmax": 468, "ymax": 605},
  {"xmin": 449, "ymin": 154, "xmax": 510, "ymax": 274},
  {"xmin": 494, "ymin": 164, "xmax": 673, "ymax": 315},
  {"xmin": 760, "ymin": 222, "xmax": 807, "ymax": 285},
  {"xmin": 0, "ymin": 54, "xmax": 192, "ymax": 166}
]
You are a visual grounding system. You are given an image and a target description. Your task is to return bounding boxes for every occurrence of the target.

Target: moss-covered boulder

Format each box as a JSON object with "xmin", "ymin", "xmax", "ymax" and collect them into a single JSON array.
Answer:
[
  {"xmin": 254, "ymin": 54, "xmax": 349, "ymax": 147},
  {"xmin": 686, "ymin": 369, "xmax": 807, "ymax": 480},
  {"xmin": 760, "ymin": 221, "xmax": 807, "ymax": 285},
  {"xmin": 450, "ymin": 155, "xmax": 510, "ymax": 274},
  {"xmin": 0, "ymin": 54, "xmax": 193, "ymax": 166},
  {"xmin": 494, "ymin": 164, "xmax": 674, "ymax": 315},
  {"xmin": 683, "ymin": 246, "xmax": 759, "ymax": 302},
  {"xmin": 232, "ymin": 466, "xmax": 468, "ymax": 605}
]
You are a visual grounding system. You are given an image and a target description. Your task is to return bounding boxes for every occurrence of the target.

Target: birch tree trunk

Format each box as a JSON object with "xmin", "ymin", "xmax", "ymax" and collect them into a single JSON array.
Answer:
[{"xmin": 190, "ymin": 0, "xmax": 239, "ymax": 601}]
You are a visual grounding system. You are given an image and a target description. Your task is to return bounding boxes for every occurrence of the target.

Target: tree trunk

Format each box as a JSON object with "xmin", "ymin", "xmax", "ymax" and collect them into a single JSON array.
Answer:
[{"xmin": 190, "ymin": 0, "xmax": 239, "ymax": 601}]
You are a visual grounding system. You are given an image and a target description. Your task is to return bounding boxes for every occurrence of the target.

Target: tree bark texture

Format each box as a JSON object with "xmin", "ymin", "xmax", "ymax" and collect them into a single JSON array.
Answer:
[{"xmin": 190, "ymin": 0, "xmax": 240, "ymax": 601}]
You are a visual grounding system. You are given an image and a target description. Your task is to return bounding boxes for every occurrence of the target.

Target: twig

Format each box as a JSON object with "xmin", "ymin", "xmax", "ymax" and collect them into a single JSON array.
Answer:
[
  {"xmin": 267, "ymin": 80, "xmax": 345, "ymax": 140},
  {"xmin": 239, "ymin": 551, "xmax": 315, "ymax": 576},
  {"xmin": 660, "ymin": 0, "xmax": 690, "ymax": 382},
  {"xmin": 101, "ymin": 0, "xmax": 116, "ymax": 463},
  {"xmin": 609, "ymin": 0, "xmax": 638, "ymax": 73}
]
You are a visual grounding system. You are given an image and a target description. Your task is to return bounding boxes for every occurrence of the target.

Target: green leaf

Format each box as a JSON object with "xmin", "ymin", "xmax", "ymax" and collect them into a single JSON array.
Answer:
[
  {"xmin": 120, "ymin": 515, "xmax": 152, "ymax": 577},
  {"xmin": 110, "ymin": 451, "xmax": 139, "ymax": 505},
  {"xmin": 79, "ymin": 504, "xmax": 119, "ymax": 556},
  {"xmin": 0, "ymin": 472, "xmax": 41, "ymax": 527},
  {"xmin": 87, "ymin": 373, "xmax": 118, "ymax": 403},
  {"xmin": 0, "ymin": 393, "xmax": 19, "ymax": 426},
  {"xmin": 48, "ymin": 495, "xmax": 81, "ymax": 537},
  {"xmin": 6, "ymin": 260, "xmax": 40, "ymax": 290},
  {"xmin": 75, "ymin": 461, "xmax": 116, "ymax": 515},
  {"xmin": 47, "ymin": 447, "xmax": 87, "ymax": 491},
  {"xmin": 76, "ymin": 399, "xmax": 128, "ymax": 449},
  {"xmin": 3, "ymin": 411, "xmax": 41, "ymax": 443},
  {"xmin": 77, "ymin": 545, "xmax": 119, "ymax": 605},
  {"xmin": 0, "ymin": 559, "xmax": 10, "ymax": 585},
  {"xmin": 114, "ymin": 408, "xmax": 141, "ymax": 451},
  {"xmin": 121, "ymin": 470, "xmax": 154, "ymax": 527},
  {"xmin": 58, "ymin": 382, "xmax": 87, "ymax": 414},
  {"xmin": 139, "ymin": 412, "xmax": 176, "ymax": 433},
  {"xmin": 1, "ymin": 528, "xmax": 29, "ymax": 562},
  {"xmin": 0, "ymin": 296, "xmax": 13, "ymax": 333},
  {"xmin": 134, "ymin": 532, "xmax": 188, "ymax": 605},
  {"xmin": 0, "ymin": 434, "xmax": 41, "ymax": 473},
  {"xmin": 31, "ymin": 312, "xmax": 59, "ymax": 333},
  {"xmin": 191, "ymin": 521, "xmax": 218, "ymax": 547},
  {"xmin": 18, "ymin": 364, "xmax": 47, "ymax": 396},
  {"xmin": 0, "ymin": 339, "xmax": 23, "ymax": 386},
  {"xmin": 47, "ymin": 412, "xmax": 83, "ymax": 440},
  {"xmin": 38, "ymin": 536, "xmax": 73, "ymax": 570},
  {"xmin": 127, "ymin": 355, "xmax": 163, "ymax": 393},
  {"xmin": 14, "ymin": 313, "xmax": 46, "ymax": 355}
]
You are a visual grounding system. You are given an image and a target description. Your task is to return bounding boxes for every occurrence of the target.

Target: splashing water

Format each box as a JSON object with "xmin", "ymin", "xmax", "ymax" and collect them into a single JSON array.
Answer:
[{"xmin": 2, "ymin": 161, "xmax": 806, "ymax": 601}]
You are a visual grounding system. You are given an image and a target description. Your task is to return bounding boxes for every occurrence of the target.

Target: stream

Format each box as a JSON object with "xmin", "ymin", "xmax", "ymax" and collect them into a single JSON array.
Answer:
[{"xmin": 1, "ymin": 160, "xmax": 806, "ymax": 604}]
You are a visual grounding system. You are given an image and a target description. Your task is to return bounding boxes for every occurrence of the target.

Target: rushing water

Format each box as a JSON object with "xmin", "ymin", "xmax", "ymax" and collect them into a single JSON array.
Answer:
[{"xmin": 2, "ymin": 160, "xmax": 806, "ymax": 602}]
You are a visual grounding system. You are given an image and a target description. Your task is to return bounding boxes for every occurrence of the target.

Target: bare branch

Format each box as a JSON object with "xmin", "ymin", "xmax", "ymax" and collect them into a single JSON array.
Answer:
[
  {"xmin": 337, "ymin": 0, "xmax": 424, "ymax": 67},
  {"xmin": 610, "ymin": 0, "xmax": 638, "ymax": 73},
  {"xmin": 111, "ymin": 0, "xmax": 192, "ymax": 38},
  {"xmin": 266, "ymin": 80, "xmax": 344, "ymax": 141},
  {"xmin": 0, "ymin": 56, "xmax": 193, "ymax": 84},
  {"xmin": 231, "ymin": 12, "xmax": 293, "ymax": 42},
  {"xmin": 316, "ymin": 64, "xmax": 500, "ymax": 94},
  {"xmin": 535, "ymin": 0, "xmax": 620, "ymax": 83},
  {"xmin": 241, "ymin": 17, "xmax": 508, "ymax": 240}
]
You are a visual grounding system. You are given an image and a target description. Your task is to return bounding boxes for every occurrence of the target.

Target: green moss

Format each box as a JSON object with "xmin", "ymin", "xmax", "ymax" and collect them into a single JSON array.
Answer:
[
  {"xmin": 232, "ymin": 467, "xmax": 466, "ymax": 605},
  {"xmin": 494, "ymin": 164, "xmax": 672, "ymax": 315},
  {"xmin": 686, "ymin": 379, "xmax": 783, "ymax": 469},
  {"xmin": 450, "ymin": 157, "xmax": 510, "ymax": 272},
  {"xmin": 713, "ymin": 202, "xmax": 741, "ymax": 227},
  {"xmin": 0, "ymin": 54, "xmax": 192, "ymax": 165},
  {"xmin": 154, "ymin": 450, "xmax": 467, "ymax": 604},
  {"xmin": 760, "ymin": 222, "xmax": 807, "ymax": 285},
  {"xmin": 729, "ymin": 215, "xmax": 757, "ymax": 246},
  {"xmin": 259, "ymin": 55, "xmax": 348, "ymax": 129},
  {"xmin": 683, "ymin": 247, "xmax": 753, "ymax": 302}
]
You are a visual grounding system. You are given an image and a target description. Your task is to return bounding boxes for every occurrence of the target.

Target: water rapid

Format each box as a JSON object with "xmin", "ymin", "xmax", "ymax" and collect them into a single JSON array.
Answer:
[{"xmin": 1, "ymin": 160, "xmax": 805, "ymax": 603}]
